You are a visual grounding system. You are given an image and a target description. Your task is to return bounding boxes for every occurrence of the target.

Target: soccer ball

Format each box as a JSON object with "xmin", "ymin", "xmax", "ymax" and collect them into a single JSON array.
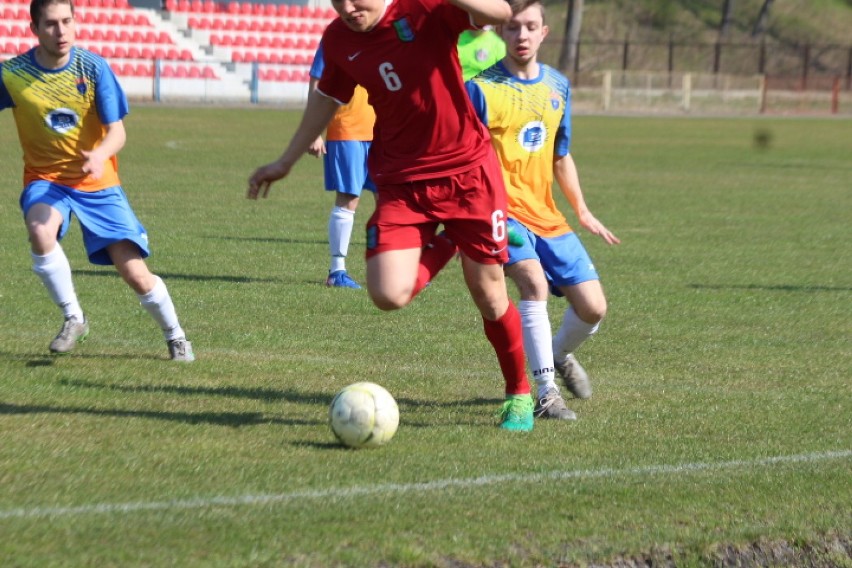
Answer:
[{"xmin": 329, "ymin": 382, "xmax": 399, "ymax": 449}]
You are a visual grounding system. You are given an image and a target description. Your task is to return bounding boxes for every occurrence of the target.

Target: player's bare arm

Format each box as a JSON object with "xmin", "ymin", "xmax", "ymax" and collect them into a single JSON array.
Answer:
[
  {"xmin": 447, "ymin": 0, "xmax": 512, "ymax": 26},
  {"xmin": 305, "ymin": 76, "xmax": 327, "ymax": 158},
  {"xmin": 554, "ymin": 153, "xmax": 620, "ymax": 245},
  {"xmin": 81, "ymin": 120, "xmax": 126, "ymax": 181},
  {"xmin": 247, "ymin": 90, "xmax": 339, "ymax": 199}
]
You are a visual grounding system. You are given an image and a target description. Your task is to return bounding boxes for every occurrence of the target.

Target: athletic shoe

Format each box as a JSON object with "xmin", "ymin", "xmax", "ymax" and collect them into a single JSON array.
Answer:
[
  {"xmin": 168, "ymin": 338, "xmax": 195, "ymax": 362},
  {"xmin": 326, "ymin": 270, "xmax": 361, "ymax": 289},
  {"xmin": 497, "ymin": 394, "xmax": 534, "ymax": 432},
  {"xmin": 534, "ymin": 387, "xmax": 577, "ymax": 420},
  {"xmin": 555, "ymin": 354, "xmax": 592, "ymax": 399},
  {"xmin": 49, "ymin": 316, "xmax": 89, "ymax": 354}
]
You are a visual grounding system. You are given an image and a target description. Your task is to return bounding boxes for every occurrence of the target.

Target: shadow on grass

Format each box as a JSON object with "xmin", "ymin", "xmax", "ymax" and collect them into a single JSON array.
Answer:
[
  {"xmin": 0, "ymin": 401, "xmax": 319, "ymax": 427},
  {"xmin": 0, "ymin": 350, "xmax": 163, "ymax": 367},
  {"xmin": 55, "ymin": 379, "xmax": 502, "ymax": 411},
  {"xmin": 59, "ymin": 378, "xmax": 328, "ymax": 405},
  {"xmin": 74, "ymin": 269, "xmax": 280, "ymax": 284},
  {"xmin": 689, "ymin": 283, "xmax": 852, "ymax": 293},
  {"xmin": 205, "ymin": 235, "xmax": 331, "ymax": 246}
]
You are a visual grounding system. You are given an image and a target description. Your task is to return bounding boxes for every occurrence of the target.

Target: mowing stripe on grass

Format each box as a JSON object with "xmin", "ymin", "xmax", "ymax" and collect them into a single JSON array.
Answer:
[{"xmin": 1, "ymin": 449, "xmax": 848, "ymax": 520}]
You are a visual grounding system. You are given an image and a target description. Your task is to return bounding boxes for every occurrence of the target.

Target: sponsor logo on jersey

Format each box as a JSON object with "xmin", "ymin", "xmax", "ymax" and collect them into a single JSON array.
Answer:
[
  {"xmin": 44, "ymin": 108, "xmax": 80, "ymax": 134},
  {"xmin": 393, "ymin": 18, "xmax": 414, "ymax": 42},
  {"xmin": 517, "ymin": 120, "xmax": 546, "ymax": 153}
]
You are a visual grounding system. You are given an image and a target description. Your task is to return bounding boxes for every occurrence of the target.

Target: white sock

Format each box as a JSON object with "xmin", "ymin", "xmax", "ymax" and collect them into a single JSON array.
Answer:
[
  {"xmin": 518, "ymin": 300, "xmax": 557, "ymax": 398},
  {"xmin": 137, "ymin": 276, "xmax": 185, "ymax": 341},
  {"xmin": 328, "ymin": 206, "xmax": 355, "ymax": 273},
  {"xmin": 31, "ymin": 243, "xmax": 83, "ymax": 320},
  {"xmin": 553, "ymin": 306, "xmax": 600, "ymax": 363}
]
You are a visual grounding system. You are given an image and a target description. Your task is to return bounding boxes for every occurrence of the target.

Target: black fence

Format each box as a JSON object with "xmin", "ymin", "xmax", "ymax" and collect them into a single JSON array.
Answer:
[{"xmin": 538, "ymin": 38, "xmax": 852, "ymax": 90}]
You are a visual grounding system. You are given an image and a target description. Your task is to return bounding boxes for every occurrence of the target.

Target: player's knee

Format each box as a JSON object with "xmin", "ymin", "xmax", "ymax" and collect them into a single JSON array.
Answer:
[
  {"xmin": 575, "ymin": 298, "xmax": 607, "ymax": 325},
  {"xmin": 369, "ymin": 290, "xmax": 409, "ymax": 311}
]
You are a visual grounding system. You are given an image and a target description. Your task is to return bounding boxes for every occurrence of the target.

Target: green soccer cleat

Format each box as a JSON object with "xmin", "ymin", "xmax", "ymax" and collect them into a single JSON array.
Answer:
[{"xmin": 497, "ymin": 394, "xmax": 534, "ymax": 432}]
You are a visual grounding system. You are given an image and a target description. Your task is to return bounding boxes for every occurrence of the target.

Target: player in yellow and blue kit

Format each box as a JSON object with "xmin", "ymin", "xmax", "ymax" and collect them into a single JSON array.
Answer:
[
  {"xmin": 466, "ymin": 0, "xmax": 619, "ymax": 419},
  {"xmin": 307, "ymin": 41, "xmax": 377, "ymax": 289},
  {"xmin": 0, "ymin": 0, "xmax": 194, "ymax": 360}
]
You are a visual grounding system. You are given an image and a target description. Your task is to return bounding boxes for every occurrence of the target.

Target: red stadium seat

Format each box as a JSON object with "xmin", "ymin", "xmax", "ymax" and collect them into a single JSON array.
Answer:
[
  {"xmin": 134, "ymin": 63, "xmax": 153, "ymax": 76},
  {"xmin": 201, "ymin": 66, "xmax": 217, "ymax": 79}
]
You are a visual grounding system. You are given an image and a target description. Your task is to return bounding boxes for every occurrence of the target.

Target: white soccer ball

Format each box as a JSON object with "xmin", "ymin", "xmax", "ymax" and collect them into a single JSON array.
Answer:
[{"xmin": 329, "ymin": 382, "xmax": 399, "ymax": 449}]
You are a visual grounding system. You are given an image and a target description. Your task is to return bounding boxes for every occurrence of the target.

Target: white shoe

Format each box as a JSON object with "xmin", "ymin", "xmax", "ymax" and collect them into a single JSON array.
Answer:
[{"xmin": 555, "ymin": 355, "xmax": 592, "ymax": 399}]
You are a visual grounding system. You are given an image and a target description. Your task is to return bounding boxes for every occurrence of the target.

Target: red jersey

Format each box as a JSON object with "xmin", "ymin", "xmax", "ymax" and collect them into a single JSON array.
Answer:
[{"xmin": 317, "ymin": 0, "xmax": 493, "ymax": 185}]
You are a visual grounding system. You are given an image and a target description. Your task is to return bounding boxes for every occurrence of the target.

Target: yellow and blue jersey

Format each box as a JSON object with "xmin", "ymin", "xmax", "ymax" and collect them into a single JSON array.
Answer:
[
  {"xmin": 466, "ymin": 62, "xmax": 573, "ymax": 237},
  {"xmin": 0, "ymin": 47, "xmax": 129, "ymax": 192}
]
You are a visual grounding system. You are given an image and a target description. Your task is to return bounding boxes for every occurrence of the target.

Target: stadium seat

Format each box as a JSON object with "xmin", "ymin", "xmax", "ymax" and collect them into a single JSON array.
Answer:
[
  {"xmin": 201, "ymin": 66, "xmax": 217, "ymax": 79},
  {"xmin": 134, "ymin": 63, "xmax": 153, "ymax": 77}
]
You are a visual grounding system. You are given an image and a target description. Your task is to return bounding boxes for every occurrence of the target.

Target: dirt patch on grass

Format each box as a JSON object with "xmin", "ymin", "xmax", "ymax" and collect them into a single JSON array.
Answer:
[{"xmin": 584, "ymin": 534, "xmax": 851, "ymax": 567}]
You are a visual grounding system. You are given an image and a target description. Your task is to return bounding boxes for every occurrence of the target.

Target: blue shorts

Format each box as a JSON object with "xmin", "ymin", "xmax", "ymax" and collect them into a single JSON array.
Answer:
[
  {"xmin": 323, "ymin": 140, "xmax": 376, "ymax": 196},
  {"xmin": 20, "ymin": 180, "xmax": 150, "ymax": 266},
  {"xmin": 506, "ymin": 218, "xmax": 599, "ymax": 296}
]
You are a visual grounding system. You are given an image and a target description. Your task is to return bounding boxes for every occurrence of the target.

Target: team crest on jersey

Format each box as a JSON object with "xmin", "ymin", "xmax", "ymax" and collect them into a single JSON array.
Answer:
[
  {"xmin": 45, "ymin": 108, "xmax": 80, "ymax": 134},
  {"xmin": 550, "ymin": 91, "xmax": 561, "ymax": 110},
  {"xmin": 517, "ymin": 120, "xmax": 546, "ymax": 153},
  {"xmin": 393, "ymin": 18, "xmax": 414, "ymax": 41},
  {"xmin": 76, "ymin": 76, "xmax": 88, "ymax": 95}
]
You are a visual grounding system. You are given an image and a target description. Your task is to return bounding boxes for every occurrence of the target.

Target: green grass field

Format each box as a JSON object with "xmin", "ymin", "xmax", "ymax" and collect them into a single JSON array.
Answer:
[{"xmin": 0, "ymin": 108, "xmax": 850, "ymax": 567}]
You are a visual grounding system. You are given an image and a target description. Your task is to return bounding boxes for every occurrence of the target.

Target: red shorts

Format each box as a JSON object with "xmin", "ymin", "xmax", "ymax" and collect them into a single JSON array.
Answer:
[{"xmin": 365, "ymin": 152, "xmax": 509, "ymax": 265}]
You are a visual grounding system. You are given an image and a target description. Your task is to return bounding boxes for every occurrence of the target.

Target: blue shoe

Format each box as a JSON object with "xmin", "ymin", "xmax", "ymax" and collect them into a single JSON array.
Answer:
[
  {"xmin": 326, "ymin": 270, "xmax": 361, "ymax": 289},
  {"xmin": 497, "ymin": 394, "xmax": 534, "ymax": 432}
]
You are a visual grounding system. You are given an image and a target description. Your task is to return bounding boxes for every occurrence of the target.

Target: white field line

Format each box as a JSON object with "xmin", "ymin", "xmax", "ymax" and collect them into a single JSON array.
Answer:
[{"xmin": 0, "ymin": 449, "xmax": 849, "ymax": 520}]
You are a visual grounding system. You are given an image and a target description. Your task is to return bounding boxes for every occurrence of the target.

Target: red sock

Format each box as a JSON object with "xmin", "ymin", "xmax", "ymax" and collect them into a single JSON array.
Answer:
[
  {"xmin": 410, "ymin": 233, "xmax": 457, "ymax": 300},
  {"xmin": 483, "ymin": 301, "xmax": 531, "ymax": 396}
]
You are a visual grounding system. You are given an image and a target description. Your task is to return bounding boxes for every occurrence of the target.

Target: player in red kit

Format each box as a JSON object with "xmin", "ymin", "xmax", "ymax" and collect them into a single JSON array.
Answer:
[{"xmin": 247, "ymin": 0, "xmax": 534, "ymax": 431}]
